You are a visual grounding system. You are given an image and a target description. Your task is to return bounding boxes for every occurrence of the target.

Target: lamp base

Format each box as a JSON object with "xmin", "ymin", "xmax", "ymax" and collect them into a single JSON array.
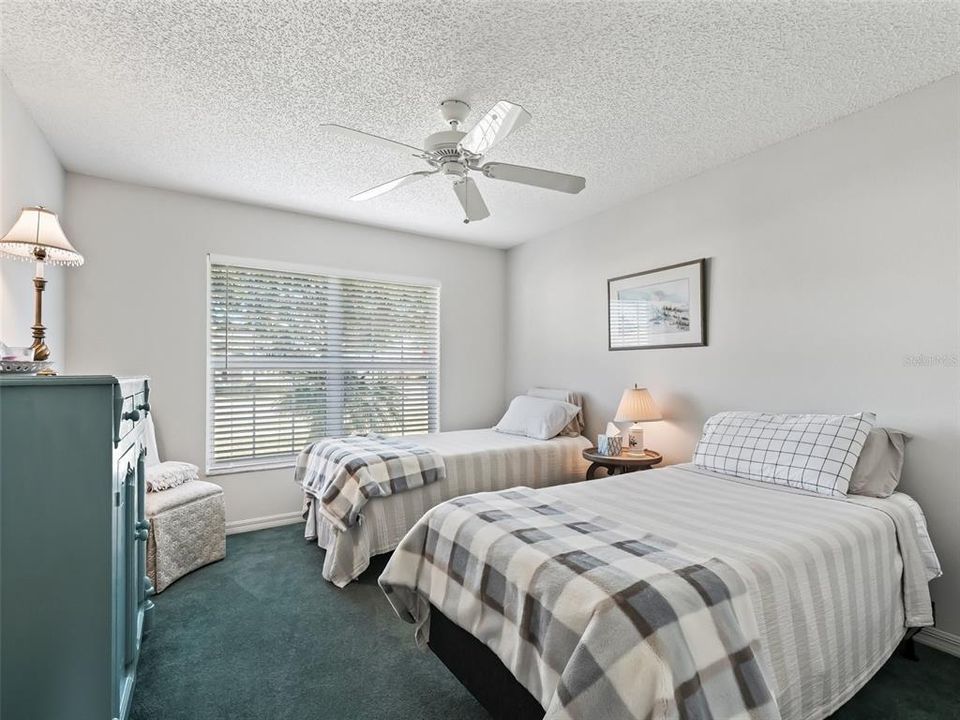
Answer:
[
  {"xmin": 30, "ymin": 275, "xmax": 51, "ymax": 361},
  {"xmin": 31, "ymin": 340, "xmax": 50, "ymax": 362},
  {"xmin": 626, "ymin": 424, "xmax": 645, "ymax": 455}
]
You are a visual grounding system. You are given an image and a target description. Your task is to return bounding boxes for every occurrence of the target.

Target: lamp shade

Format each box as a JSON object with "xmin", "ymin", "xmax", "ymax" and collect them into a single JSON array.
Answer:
[
  {"xmin": 0, "ymin": 206, "xmax": 83, "ymax": 266},
  {"xmin": 614, "ymin": 386, "xmax": 662, "ymax": 423}
]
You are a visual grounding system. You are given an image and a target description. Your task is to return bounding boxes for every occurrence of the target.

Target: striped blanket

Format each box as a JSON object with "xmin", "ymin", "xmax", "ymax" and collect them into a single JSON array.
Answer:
[
  {"xmin": 381, "ymin": 487, "xmax": 779, "ymax": 720},
  {"xmin": 295, "ymin": 434, "xmax": 446, "ymax": 532}
]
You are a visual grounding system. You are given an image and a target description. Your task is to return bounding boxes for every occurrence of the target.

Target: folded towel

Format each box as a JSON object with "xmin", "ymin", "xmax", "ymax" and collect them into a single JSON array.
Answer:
[{"xmin": 146, "ymin": 461, "xmax": 200, "ymax": 492}]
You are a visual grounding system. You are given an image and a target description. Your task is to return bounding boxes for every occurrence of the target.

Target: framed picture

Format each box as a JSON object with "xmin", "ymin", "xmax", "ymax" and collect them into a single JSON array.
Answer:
[{"xmin": 608, "ymin": 258, "xmax": 707, "ymax": 350}]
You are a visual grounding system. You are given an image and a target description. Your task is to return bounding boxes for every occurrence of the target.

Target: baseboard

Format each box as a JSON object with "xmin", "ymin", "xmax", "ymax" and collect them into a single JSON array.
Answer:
[
  {"xmin": 915, "ymin": 627, "xmax": 960, "ymax": 658},
  {"xmin": 226, "ymin": 511, "xmax": 303, "ymax": 535}
]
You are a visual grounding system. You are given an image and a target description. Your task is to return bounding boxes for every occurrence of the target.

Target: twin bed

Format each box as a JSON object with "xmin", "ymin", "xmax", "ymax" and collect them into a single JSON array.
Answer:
[
  {"xmin": 296, "ymin": 401, "xmax": 941, "ymax": 720},
  {"xmin": 301, "ymin": 427, "xmax": 589, "ymax": 586},
  {"xmin": 382, "ymin": 464, "xmax": 938, "ymax": 720}
]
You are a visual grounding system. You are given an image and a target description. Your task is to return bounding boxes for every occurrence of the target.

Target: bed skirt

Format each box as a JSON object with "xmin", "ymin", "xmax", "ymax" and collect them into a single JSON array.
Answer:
[{"xmin": 429, "ymin": 604, "xmax": 545, "ymax": 720}]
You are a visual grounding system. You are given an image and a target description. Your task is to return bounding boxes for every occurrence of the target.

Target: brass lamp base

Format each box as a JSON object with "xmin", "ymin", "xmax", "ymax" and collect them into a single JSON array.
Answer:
[
  {"xmin": 30, "ymin": 273, "xmax": 56, "ymax": 374},
  {"xmin": 31, "ymin": 340, "xmax": 50, "ymax": 361}
]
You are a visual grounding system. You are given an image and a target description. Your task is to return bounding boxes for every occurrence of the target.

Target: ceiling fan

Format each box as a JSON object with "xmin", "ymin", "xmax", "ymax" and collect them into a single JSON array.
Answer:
[{"xmin": 321, "ymin": 99, "xmax": 586, "ymax": 223}]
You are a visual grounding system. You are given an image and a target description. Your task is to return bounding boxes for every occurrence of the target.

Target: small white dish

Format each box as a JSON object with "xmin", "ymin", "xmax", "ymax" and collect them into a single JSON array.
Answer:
[{"xmin": 0, "ymin": 359, "xmax": 54, "ymax": 374}]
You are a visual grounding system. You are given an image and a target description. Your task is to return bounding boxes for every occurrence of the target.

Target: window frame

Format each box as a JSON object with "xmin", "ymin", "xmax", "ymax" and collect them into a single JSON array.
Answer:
[{"xmin": 204, "ymin": 254, "xmax": 442, "ymax": 475}]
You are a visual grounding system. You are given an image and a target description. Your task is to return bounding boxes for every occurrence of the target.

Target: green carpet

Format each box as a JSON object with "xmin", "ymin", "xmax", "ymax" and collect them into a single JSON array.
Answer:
[{"xmin": 131, "ymin": 525, "xmax": 959, "ymax": 720}]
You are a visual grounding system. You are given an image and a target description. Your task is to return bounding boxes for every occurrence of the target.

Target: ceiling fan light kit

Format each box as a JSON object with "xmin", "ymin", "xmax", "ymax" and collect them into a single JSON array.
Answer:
[{"xmin": 325, "ymin": 99, "xmax": 586, "ymax": 224}]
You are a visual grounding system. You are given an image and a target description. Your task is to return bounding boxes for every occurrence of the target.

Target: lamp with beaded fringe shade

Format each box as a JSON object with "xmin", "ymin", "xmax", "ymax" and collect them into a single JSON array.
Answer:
[{"xmin": 0, "ymin": 206, "xmax": 83, "ymax": 372}]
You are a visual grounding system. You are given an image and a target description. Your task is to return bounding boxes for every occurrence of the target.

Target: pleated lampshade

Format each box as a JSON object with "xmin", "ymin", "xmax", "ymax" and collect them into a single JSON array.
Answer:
[{"xmin": 614, "ymin": 386, "xmax": 662, "ymax": 423}]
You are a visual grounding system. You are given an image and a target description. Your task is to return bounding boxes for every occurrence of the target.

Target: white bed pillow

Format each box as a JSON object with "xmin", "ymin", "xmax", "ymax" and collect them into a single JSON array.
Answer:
[
  {"xmin": 495, "ymin": 395, "xmax": 581, "ymax": 441},
  {"xmin": 526, "ymin": 387, "xmax": 584, "ymax": 437},
  {"xmin": 694, "ymin": 411, "xmax": 875, "ymax": 497},
  {"xmin": 848, "ymin": 428, "xmax": 910, "ymax": 498}
]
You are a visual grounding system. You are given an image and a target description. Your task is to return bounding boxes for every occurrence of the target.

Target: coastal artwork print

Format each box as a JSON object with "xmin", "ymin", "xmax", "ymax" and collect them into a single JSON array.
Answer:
[{"xmin": 608, "ymin": 259, "xmax": 706, "ymax": 350}]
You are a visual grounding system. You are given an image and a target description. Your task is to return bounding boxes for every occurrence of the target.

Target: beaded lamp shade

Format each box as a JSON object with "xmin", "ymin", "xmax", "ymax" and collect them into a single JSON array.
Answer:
[{"xmin": 0, "ymin": 206, "xmax": 84, "ymax": 266}]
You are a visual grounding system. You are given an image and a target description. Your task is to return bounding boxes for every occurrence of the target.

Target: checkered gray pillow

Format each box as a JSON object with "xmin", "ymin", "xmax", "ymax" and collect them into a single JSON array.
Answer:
[{"xmin": 694, "ymin": 411, "xmax": 876, "ymax": 497}]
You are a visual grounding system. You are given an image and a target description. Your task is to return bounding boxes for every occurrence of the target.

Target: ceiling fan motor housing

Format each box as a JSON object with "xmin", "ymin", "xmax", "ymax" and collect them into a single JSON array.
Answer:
[
  {"xmin": 424, "ymin": 129, "xmax": 470, "ymax": 177},
  {"xmin": 424, "ymin": 129, "xmax": 467, "ymax": 155}
]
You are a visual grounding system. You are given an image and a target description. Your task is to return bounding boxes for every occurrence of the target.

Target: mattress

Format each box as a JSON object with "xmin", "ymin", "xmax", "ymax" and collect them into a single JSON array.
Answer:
[
  {"xmin": 304, "ymin": 428, "xmax": 591, "ymax": 586},
  {"xmin": 383, "ymin": 463, "xmax": 937, "ymax": 720}
]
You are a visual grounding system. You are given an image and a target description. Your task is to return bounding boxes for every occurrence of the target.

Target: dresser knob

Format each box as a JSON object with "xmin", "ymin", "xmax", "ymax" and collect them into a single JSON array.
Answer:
[
  {"xmin": 136, "ymin": 520, "xmax": 150, "ymax": 532},
  {"xmin": 135, "ymin": 528, "xmax": 149, "ymax": 542},
  {"xmin": 122, "ymin": 409, "xmax": 140, "ymax": 422},
  {"xmin": 137, "ymin": 402, "xmax": 150, "ymax": 413}
]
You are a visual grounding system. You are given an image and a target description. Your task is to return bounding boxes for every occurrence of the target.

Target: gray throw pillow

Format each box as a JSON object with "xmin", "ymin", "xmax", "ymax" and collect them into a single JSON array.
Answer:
[{"xmin": 848, "ymin": 428, "xmax": 910, "ymax": 498}]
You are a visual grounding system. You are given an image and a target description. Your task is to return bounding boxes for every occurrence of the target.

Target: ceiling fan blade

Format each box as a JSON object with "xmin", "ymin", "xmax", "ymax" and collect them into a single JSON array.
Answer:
[
  {"xmin": 458, "ymin": 101, "xmax": 531, "ymax": 156},
  {"xmin": 452, "ymin": 177, "xmax": 490, "ymax": 222},
  {"xmin": 321, "ymin": 124, "xmax": 426, "ymax": 156},
  {"xmin": 480, "ymin": 162, "xmax": 586, "ymax": 194},
  {"xmin": 350, "ymin": 171, "xmax": 437, "ymax": 202}
]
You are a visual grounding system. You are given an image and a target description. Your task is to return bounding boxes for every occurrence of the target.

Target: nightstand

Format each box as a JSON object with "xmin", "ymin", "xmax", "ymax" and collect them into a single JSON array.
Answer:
[{"xmin": 582, "ymin": 448, "xmax": 662, "ymax": 480}]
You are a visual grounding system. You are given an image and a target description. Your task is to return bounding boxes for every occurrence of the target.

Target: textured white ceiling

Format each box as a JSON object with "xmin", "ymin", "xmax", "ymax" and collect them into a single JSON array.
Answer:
[{"xmin": 2, "ymin": 2, "xmax": 957, "ymax": 247}]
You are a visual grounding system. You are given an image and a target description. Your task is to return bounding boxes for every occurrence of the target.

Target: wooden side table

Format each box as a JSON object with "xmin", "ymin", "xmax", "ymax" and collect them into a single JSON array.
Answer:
[{"xmin": 582, "ymin": 448, "xmax": 662, "ymax": 480}]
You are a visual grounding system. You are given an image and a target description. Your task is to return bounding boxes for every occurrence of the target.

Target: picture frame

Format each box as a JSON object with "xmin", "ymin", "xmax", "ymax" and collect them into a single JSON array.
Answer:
[{"xmin": 608, "ymin": 258, "xmax": 707, "ymax": 350}]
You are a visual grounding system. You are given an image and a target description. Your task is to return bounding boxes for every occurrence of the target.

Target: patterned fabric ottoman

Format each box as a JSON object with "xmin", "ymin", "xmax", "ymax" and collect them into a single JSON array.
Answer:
[{"xmin": 146, "ymin": 480, "xmax": 226, "ymax": 592}]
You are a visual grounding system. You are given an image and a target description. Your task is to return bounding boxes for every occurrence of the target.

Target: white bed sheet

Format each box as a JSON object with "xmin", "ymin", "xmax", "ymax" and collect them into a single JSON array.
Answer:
[{"xmin": 304, "ymin": 429, "xmax": 591, "ymax": 586}]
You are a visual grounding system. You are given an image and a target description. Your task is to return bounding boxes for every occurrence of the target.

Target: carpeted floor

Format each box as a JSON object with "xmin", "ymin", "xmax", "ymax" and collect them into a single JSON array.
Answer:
[{"xmin": 131, "ymin": 525, "xmax": 959, "ymax": 720}]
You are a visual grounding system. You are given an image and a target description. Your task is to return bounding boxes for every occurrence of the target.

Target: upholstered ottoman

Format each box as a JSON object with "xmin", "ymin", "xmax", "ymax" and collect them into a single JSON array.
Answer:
[{"xmin": 146, "ymin": 481, "xmax": 226, "ymax": 592}]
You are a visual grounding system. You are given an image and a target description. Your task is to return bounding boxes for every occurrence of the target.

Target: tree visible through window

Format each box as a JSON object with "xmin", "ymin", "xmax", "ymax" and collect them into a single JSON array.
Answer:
[{"xmin": 207, "ymin": 260, "xmax": 440, "ymax": 472}]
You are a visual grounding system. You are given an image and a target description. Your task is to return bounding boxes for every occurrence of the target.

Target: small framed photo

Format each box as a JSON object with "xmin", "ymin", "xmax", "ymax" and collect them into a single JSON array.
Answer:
[{"xmin": 608, "ymin": 258, "xmax": 707, "ymax": 350}]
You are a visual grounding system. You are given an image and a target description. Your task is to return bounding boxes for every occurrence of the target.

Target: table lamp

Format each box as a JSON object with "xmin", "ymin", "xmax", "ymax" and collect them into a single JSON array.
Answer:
[
  {"xmin": 0, "ymin": 206, "xmax": 84, "ymax": 370},
  {"xmin": 614, "ymin": 385, "xmax": 662, "ymax": 455}
]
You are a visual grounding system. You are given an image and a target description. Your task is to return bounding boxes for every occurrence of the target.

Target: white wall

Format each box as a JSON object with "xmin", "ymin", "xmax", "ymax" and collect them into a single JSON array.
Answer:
[
  {"xmin": 0, "ymin": 73, "xmax": 66, "ymax": 366},
  {"xmin": 507, "ymin": 76, "xmax": 960, "ymax": 635},
  {"xmin": 64, "ymin": 175, "xmax": 507, "ymax": 529}
]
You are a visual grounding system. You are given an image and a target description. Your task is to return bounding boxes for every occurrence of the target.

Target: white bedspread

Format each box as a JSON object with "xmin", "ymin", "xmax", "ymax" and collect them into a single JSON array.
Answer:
[
  {"xmin": 515, "ymin": 464, "xmax": 936, "ymax": 720},
  {"xmin": 304, "ymin": 429, "xmax": 591, "ymax": 586}
]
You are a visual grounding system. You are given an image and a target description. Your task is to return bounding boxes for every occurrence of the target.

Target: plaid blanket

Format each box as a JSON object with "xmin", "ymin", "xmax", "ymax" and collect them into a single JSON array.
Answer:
[
  {"xmin": 381, "ymin": 488, "xmax": 778, "ymax": 720},
  {"xmin": 295, "ymin": 434, "xmax": 446, "ymax": 532}
]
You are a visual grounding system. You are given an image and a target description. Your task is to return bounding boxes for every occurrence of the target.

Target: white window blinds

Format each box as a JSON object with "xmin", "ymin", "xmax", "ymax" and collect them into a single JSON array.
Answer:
[{"xmin": 207, "ymin": 260, "xmax": 440, "ymax": 472}]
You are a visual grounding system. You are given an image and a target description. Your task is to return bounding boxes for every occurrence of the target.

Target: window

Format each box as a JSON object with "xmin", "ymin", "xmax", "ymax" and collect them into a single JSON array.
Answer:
[{"xmin": 207, "ymin": 258, "xmax": 440, "ymax": 472}]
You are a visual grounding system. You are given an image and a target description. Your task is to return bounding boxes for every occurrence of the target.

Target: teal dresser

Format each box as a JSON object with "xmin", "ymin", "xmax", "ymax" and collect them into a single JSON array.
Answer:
[{"xmin": 0, "ymin": 375, "xmax": 155, "ymax": 720}]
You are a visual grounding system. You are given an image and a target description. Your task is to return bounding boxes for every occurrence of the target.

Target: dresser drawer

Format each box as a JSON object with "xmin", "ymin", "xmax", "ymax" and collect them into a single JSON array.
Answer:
[
  {"xmin": 118, "ymin": 394, "xmax": 139, "ymax": 440},
  {"xmin": 115, "ymin": 379, "xmax": 150, "ymax": 445}
]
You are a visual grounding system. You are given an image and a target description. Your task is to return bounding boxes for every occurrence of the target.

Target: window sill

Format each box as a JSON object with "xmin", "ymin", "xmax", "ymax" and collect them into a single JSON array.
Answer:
[{"xmin": 206, "ymin": 460, "xmax": 297, "ymax": 477}]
